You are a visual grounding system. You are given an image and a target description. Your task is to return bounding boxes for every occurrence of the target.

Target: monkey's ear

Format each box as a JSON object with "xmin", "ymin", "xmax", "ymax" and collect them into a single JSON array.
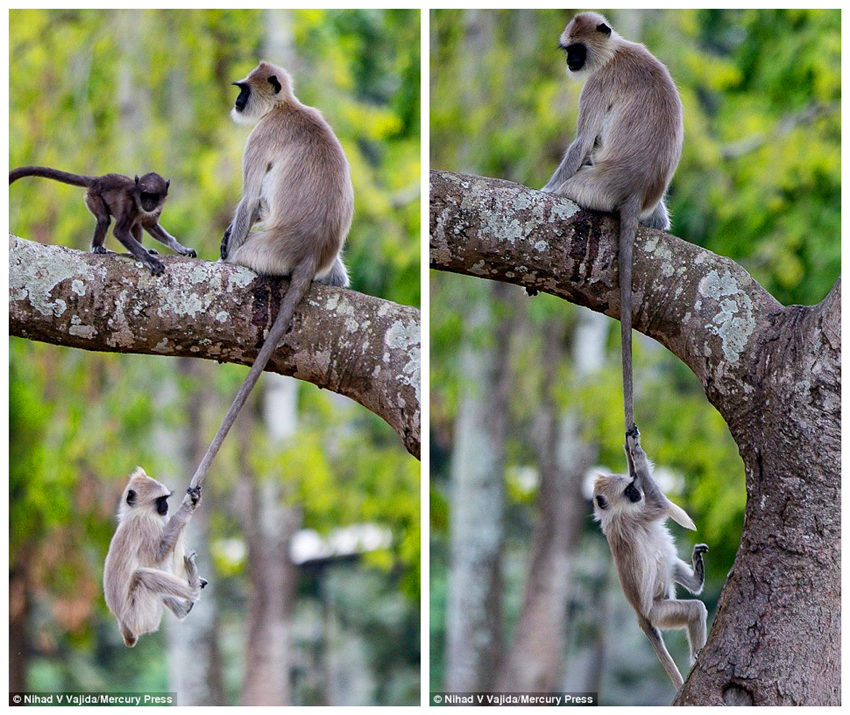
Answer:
[
  {"xmin": 126, "ymin": 489, "xmax": 137, "ymax": 507},
  {"xmin": 267, "ymin": 75, "xmax": 282, "ymax": 94},
  {"xmin": 596, "ymin": 22, "xmax": 611, "ymax": 36},
  {"xmin": 134, "ymin": 175, "xmax": 140, "ymax": 186}
]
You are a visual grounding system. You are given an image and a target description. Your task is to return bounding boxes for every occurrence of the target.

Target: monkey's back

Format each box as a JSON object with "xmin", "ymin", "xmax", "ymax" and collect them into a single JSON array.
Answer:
[
  {"xmin": 582, "ymin": 40, "xmax": 683, "ymax": 211},
  {"xmin": 242, "ymin": 103, "xmax": 354, "ymax": 275},
  {"xmin": 86, "ymin": 174, "xmax": 137, "ymax": 218}
]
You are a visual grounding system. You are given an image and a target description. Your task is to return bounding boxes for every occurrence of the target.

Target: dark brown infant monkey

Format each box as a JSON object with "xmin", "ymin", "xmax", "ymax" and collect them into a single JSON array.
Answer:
[{"xmin": 9, "ymin": 166, "xmax": 195, "ymax": 275}]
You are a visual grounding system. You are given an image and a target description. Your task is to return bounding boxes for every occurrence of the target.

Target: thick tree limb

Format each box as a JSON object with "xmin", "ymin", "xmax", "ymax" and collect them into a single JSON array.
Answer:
[
  {"xmin": 10, "ymin": 235, "xmax": 420, "ymax": 458},
  {"xmin": 431, "ymin": 169, "xmax": 787, "ymax": 418},
  {"xmin": 430, "ymin": 170, "xmax": 840, "ymax": 704}
]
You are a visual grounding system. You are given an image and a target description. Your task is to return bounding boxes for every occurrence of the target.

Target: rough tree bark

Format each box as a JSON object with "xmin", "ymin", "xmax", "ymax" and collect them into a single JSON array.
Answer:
[
  {"xmin": 430, "ymin": 170, "xmax": 840, "ymax": 705},
  {"xmin": 9, "ymin": 235, "xmax": 420, "ymax": 458}
]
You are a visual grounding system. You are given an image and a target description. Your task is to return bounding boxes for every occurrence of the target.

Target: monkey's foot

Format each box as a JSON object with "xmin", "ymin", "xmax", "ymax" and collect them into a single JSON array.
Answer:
[
  {"xmin": 626, "ymin": 423, "xmax": 640, "ymax": 439},
  {"xmin": 142, "ymin": 256, "xmax": 165, "ymax": 275},
  {"xmin": 148, "ymin": 248, "xmax": 159, "ymax": 255}
]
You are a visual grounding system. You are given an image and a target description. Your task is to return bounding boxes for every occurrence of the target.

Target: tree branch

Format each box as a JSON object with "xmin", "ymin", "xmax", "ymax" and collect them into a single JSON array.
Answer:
[
  {"xmin": 9, "ymin": 235, "xmax": 420, "ymax": 458},
  {"xmin": 429, "ymin": 169, "xmax": 789, "ymax": 425}
]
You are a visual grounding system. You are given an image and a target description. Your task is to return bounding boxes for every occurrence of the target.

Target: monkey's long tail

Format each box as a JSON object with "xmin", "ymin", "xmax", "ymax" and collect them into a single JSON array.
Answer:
[
  {"xmin": 9, "ymin": 166, "xmax": 95, "ymax": 187},
  {"xmin": 187, "ymin": 259, "xmax": 318, "ymax": 491},
  {"xmin": 619, "ymin": 197, "xmax": 641, "ymax": 436}
]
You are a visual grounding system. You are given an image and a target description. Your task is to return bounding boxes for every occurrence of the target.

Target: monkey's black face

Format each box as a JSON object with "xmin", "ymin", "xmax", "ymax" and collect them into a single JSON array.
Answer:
[
  {"xmin": 135, "ymin": 173, "xmax": 169, "ymax": 212},
  {"xmin": 233, "ymin": 82, "xmax": 250, "ymax": 113},
  {"xmin": 624, "ymin": 481, "xmax": 642, "ymax": 503},
  {"xmin": 155, "ymin": 495, "xmax": 169, "ymax": 516},
  {"xmin": 564, "ymin": 42, "xmax": 587, "ymax": 72},
  {"xmin": 139, "ymin": 192, "xmax": 163, "ymax": 212}
]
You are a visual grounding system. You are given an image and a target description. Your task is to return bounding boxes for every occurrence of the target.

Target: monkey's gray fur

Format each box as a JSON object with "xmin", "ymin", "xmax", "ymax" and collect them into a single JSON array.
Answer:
[
  {"xmin": 542, "ymin": 12, "xmax": 683, "ymax": 432},
  {"xmin": 220, "ymin": 60, "xmax": 352, "ymax": 286},
  {"xmin": 593, "ymin": 426, "xmax": 707, "ymax": 689},
  {"xmin": 103, "ymin": 468, "xmax": 206, "ymax": 647},
  {"xmin": 9, "ymin": 166, "xmax": 195, "ymax": 275}
]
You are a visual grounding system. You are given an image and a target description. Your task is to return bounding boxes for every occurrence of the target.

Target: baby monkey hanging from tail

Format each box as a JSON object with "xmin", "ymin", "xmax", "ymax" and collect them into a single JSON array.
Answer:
[
  {"xmin": 593, "ymin": 426, "xmax": 708, "ymax": 689},
  {"xmin": 542, "ymin": 12, "xmax": 683, "ymax": 432},
  {"xmin": 103, "ymin": 468, "xmax": 207, "ymax": 647}
]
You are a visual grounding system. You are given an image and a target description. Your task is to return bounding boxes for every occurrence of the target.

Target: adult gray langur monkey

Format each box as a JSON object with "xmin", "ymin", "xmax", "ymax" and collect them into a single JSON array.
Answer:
[
  {"xmin": 220, "ymin": 61, "xmax": 352, "ymax": 286},
  {"xmin": 541, "ymin": 12, "xmax": 684, "ymax": 435},
  {"xmin": 593, "ymin": 425, "xmax": 708, "ymax": 689},
  {"xmin": 188, "ymin": 61, "xmax": 353, "ymax": 491}
]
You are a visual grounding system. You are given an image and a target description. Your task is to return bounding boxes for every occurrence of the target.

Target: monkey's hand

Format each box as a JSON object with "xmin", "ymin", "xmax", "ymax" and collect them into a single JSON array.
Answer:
[
  {"xmin": 169, "ymin": 244, "xmax": 197, "ymax": 258},
  {"xmin": 186, "ymin": 484, "xmax": 202, "ymax": 508},
  {"xmin": 693, "ymin": 543, "xmax": 709, "ymax": 558},
  {"xmin": 220, "ymin": 224, "xmax": 232, "ymax": 260}
]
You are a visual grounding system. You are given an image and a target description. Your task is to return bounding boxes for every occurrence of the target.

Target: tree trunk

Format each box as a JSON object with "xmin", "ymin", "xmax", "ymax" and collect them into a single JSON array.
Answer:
[
  {"xmin": 444, "ymin": 282, "xmax": 515, "ymax": 691},
  {"xmin": 9, "ymin": 562, "xmax": 30, "ymax": 692},
  {"xmin": 167, "ymin": 358, "xmax": 226, "ymax": 705},
  {"xmin": 497, "ymin": 310, "xmax": 607, "ymax": 691},
  {"xmin": 430, "ymin": 170, "xmax": 841, "ymax": 705},
  {"xmin": 114, "ymin": 9, "xmax": 147, "ymax": 166},
  {"xmin": 677, "ymin": 281, "xmax": 840, "ymax": 705},
  {"xmin": 244, "ymin": 18, "xmax": 305, "ymax": 703},
  {"xmin": 240, "ymin": 375, "xmax": 301, "ymax": 706}
]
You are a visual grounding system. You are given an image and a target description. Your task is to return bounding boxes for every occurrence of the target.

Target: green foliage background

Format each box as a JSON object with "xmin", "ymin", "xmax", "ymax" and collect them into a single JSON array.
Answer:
[
  {"xmin": 10, "ymin": 8, "xmax": 420, "ymax": 704},
  {"xmin": 430, "ymin": 8, "xmax": 839, "ymax": 698}
]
